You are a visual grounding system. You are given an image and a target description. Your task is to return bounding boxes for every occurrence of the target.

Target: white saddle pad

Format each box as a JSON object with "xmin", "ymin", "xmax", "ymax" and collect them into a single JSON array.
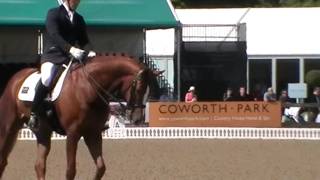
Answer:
[{"xmin": 18, "ymin": 62, "xmax": 72, "ymax": 102}]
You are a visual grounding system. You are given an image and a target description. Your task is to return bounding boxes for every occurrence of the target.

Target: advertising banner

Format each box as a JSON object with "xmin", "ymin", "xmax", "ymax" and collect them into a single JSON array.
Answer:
[{"xmin": 148, "ymin": 102, "xmax": 281, "ymax": 127}]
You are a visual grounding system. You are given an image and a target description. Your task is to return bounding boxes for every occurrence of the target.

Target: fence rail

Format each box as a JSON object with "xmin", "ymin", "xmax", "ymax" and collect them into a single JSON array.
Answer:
[{"xmin": 18, "ymin": 127, "xmax": 320, "ymax": 140}]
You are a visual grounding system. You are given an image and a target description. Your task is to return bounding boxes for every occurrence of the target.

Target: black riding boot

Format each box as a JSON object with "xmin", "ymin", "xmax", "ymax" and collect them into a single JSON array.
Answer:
[{"xmin": 28, "ymin": 80, "xmax": 48, "ymax": 131}]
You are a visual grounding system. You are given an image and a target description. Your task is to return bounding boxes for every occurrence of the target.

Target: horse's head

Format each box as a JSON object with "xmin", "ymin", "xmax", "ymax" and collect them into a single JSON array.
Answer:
[{"xmin": 121, "ymin": 68, "xmax": 161, "ymax": 125}]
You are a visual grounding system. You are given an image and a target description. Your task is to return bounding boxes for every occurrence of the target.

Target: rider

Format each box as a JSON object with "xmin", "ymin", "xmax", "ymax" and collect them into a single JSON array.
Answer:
[{"xmin": 28, "ymin": 0, "xmax": 96, "ymax": 130}]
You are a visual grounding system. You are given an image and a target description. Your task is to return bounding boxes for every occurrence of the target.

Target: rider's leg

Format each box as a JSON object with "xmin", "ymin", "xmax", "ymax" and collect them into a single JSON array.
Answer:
[
  {"xmin": 28, "ymin": 62, "xmax": 59, "ymax": 130},
  {"xmin": 28, "ymin": 80, "xmax": 48, "ymax": 130}
]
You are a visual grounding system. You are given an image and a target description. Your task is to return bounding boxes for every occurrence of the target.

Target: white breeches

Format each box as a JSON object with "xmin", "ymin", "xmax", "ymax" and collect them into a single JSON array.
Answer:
[{"xmin": 40, "ymin": 62, "xmax": 59, "ymax": 87}]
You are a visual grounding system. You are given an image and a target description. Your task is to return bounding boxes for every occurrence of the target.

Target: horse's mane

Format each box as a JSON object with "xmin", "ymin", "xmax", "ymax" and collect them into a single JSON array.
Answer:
[
  {"xmin": 71, "ymin": 52, "xmax": 144, "ymax": 73},
  {"xmin": 95, "ymin": 52, "xmax": 141, "ymax": 64},
  {"xmin": 88, "ymin": 53, "xmax": 145, "ymax": 72}
]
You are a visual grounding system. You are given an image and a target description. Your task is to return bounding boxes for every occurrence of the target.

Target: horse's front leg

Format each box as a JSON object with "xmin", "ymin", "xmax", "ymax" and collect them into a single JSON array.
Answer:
[
  {"xmin": 34, "ymin": 129, "xmax": 52, "ymax": 180},
  {"xmin": 83, "ymin": 132, "xmax": 106, "ymax": 180},
  {"xmin": 66, "ymin": 132, "xmax": 81, "ymax": 180}
]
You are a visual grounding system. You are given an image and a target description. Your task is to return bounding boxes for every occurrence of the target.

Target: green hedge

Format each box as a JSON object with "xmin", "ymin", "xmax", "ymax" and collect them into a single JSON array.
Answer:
[{"xmin": 305, "ymin": 70, "xmax": 320, "ymax": 86}]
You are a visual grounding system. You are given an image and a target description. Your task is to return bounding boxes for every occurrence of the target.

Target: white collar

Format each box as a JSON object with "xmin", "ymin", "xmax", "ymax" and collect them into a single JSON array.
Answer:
[
  {"xmin": 62, "ymin": 1, "xmax": 74, "ymax": 14},
  {"xmin": 62, "ymin": 1, "xmax": 74, "ymax": 21}
]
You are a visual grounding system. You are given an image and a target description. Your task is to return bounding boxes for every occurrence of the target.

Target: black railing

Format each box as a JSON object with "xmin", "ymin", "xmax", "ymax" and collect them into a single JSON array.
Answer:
[
  {"xmin": 182, "ymin": 24, "xmax": 246, "ymax": 42},
  {"xmin": 142, "ymin": 54, "xmax": 174, "ymax": 100}
]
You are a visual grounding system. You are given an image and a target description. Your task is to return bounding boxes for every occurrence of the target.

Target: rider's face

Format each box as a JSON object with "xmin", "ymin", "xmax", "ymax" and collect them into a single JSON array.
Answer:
[{"xmin": 68, "ymin": 0, "xmax": 80, "ymax": 11}]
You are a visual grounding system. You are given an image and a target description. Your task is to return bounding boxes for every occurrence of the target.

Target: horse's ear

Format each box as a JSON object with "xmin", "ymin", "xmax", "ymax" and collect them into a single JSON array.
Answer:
[{"xmin": 153, "ymin": 70, "xmax": 165, "ymax": 77}]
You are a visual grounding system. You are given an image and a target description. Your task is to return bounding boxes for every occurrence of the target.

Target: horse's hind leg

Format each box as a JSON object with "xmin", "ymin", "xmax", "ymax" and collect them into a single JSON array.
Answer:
[
  {"xmin": 0, "ymin": 107, "xmax": 23, "ymax": 178},
  {"xmin": 66, "ymin": 132, "xmax": 81, "ymax": 180},
  {"xmin": 83, "ymin": 132, "xmax": 106, "ymax": 180},
  {"xmin": 34, "ymin": 128, "xmax": 52, "ymax": 180},
  {"xmin": 0, "ymin": 119, "xmax": 23, "ymax": 177}
]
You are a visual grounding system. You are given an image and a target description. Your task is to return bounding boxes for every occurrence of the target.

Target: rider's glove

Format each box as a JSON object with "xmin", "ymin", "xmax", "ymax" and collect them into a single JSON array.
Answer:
[
  {"xmin": 88, "ymin": 51, "xmax": 96, "ymax": 58},
  {"xmin": 69, "ymin": 46, "xmax": 85, "ymax": 60}
]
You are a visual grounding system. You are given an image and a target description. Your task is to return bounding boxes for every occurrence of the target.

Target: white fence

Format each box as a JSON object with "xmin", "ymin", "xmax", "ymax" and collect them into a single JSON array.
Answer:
[{"xmin": 18, "ymin": 127, "xmax": 320, "ymax": 140}]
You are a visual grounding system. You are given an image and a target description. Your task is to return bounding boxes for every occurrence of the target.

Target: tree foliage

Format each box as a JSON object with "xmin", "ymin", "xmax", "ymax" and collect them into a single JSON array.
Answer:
[{"xmin": 171, "ymin": 0, "xmax": 320, "ymax": 8}]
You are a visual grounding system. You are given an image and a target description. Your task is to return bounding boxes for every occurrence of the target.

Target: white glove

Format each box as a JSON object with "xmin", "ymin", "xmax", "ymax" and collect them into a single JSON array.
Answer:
[
  {"xmin": 88, "ymin": 51, "xmax": 96, "ymax": 58},
  {"xmin": 69, "ymin": 46, "xmax": 85, "ymax": 60}
]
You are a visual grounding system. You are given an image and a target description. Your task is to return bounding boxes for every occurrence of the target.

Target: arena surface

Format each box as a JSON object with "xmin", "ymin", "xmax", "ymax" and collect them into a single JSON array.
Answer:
[{"xmin": 3, "ymin": 139, "xmax": 320, "ymax": 180}]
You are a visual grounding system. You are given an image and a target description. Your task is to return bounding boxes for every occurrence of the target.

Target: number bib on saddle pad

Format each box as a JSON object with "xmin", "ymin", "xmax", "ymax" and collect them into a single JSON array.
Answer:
[{"xmin": 18, "ymin": 63, "xmax": 71, "ymax": 102}]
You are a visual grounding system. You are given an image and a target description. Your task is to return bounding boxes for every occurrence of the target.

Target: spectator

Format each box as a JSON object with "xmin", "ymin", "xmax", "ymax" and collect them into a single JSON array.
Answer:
[
  {"xmin": 234, "ymin": 86, "xmax": 252, "ymax": 101},
  {"xmin": 306, "ymin": 87, "xmax": 320, "ymax": 123},
  {"xmin": 263, "ymin": 87, "xmax": 277, "ymax": 102},
  {"xmin": 278, "ymin": 89, "xmax": 291, "ymax": 123},
  {"xmin": 310, "ymin": 87, "xmax": 320, "ymax": 106},
  {"xmin": 291, "ymin": 87, "xmax": 320, "ymax": 124},
  {"xmin": 223, "ymin": 88, "xmax": 234, "ymax": 101},
  {"xmin": 185, "ymin": 86, "xmax": 197, "ymax": 103},
  {"xmin": 251, "ymin": 83, "xmax": 264, "ymax": 101},
  {"xmin": 279, "ymin": 89, "xmax": 289, "ymax": 104},
  {"xmin": 159, "ymin": 88, "xmax": 170, "ymax": 102}
]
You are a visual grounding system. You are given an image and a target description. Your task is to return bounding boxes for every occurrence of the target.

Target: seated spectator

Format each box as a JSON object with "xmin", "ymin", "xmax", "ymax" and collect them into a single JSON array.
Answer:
[
  {"xmin": 279, "ymin": 89, "xmax": 293, "ymax": 123},
  {"xmin": 305, "ymin": 86, "xmax": 320, "ymax": 123},
  {"xmin": 223, "ymin": 88, "xmax": 234, "ymax": 101},
  {"xmin": 309, "ymin": 86, "xmax": 320, "ymax": 107},
  {"xmin": 251, "ymin": 83, "xmax": 264, "ymax": 101},
  {"xmin": 263, "ymin": 87, "xmax": 277, "ymax": 102},
  {"xmin": 279, "ymin": 89, "xmax": 290, "ymax": 111},
  {"xmin": 279, "ymin": 90, "xmax": 289, "ymax": 104},
  {"xmin": 185, "ymin": 86, "xmax": 197, "ymax": 103},
  {"xmin": 289, "ymin": 87, "xmax": 320, "ymax": 124},
  {"xmin": 159, "ymin": 88, "xmax": 170, "ymax": 102},
  {"xmin": 234, "ymin": 86, "xmax": 253, "ymax": 101}
]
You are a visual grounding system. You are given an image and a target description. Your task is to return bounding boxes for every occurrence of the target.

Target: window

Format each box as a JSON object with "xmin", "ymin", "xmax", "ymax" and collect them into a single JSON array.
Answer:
[
  {"xmin": 249, "ymin": 59, "xmax": 271, "ymax": 101},
  {"xmin": 276, "ymin": 59, "xmax": 299, "ymax": 95}
]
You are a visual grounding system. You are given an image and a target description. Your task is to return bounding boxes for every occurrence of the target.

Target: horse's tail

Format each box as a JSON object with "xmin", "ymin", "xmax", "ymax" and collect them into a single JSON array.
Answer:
[{"xmin": 0, "ymin": 68, "xmax": 35, "ymax": 177}]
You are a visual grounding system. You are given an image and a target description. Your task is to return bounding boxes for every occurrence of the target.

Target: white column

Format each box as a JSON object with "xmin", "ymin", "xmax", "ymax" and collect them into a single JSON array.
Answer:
[
  {"xmin": 299, "ymin": 58, "xmax": 304, "ymax": 83},
  {"xmin": 37, "ymin": 30, "xmax": 43, "ymax": 55},
  {"xmin": 299, "ymin": 57, "xmax": 305, "ymax": 103},
  {"xmin": 272, "ymin": 58, "xmax": 277, "ymax": 92}
]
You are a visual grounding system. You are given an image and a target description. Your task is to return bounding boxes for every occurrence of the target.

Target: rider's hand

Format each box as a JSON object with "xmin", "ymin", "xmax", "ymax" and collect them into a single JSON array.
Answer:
[
  {"xmin": 88, "ymin": 51, "xmax": 96, "ymax": 58},
  {"xmin": 69, "ymin": 46, "xmax": 85, "ymax": 60}
]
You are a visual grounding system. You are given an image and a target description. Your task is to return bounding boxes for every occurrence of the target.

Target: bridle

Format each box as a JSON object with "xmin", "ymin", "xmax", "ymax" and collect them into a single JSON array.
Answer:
[{"xmin": 127, "ymin": 69, "xmax": 147, "ymax": 109}]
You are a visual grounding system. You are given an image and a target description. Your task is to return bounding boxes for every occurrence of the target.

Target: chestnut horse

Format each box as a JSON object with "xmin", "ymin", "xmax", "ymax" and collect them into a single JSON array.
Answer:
[{"xmin": 0, "ymin": 54, "xmax": 159, "ymax": 179}]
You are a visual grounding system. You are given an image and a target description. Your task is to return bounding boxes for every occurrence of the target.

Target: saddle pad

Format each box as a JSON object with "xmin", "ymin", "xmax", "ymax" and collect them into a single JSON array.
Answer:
[
  {"xmin": 18, "ymin": 62, "xmax": 72, "ymax": 102},
  {"xmin": 18, "ymin": 72, "xmax": 41, "ymax": 101}
]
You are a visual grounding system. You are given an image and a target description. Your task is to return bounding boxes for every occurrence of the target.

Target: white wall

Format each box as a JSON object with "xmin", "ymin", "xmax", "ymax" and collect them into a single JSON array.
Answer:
[
  {"xmin": 147, "ymin": 8, "xmax": 320, "ymax": 56},
  {"xmin": 146, "ymin": 28, "xmax": 175, "ymax": 56}
]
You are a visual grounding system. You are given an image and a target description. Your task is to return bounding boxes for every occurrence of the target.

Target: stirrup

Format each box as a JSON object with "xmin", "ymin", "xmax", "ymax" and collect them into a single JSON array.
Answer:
[{"xmin": 28, "ymin": 113, "xmax": 39, "ymax": 132}]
